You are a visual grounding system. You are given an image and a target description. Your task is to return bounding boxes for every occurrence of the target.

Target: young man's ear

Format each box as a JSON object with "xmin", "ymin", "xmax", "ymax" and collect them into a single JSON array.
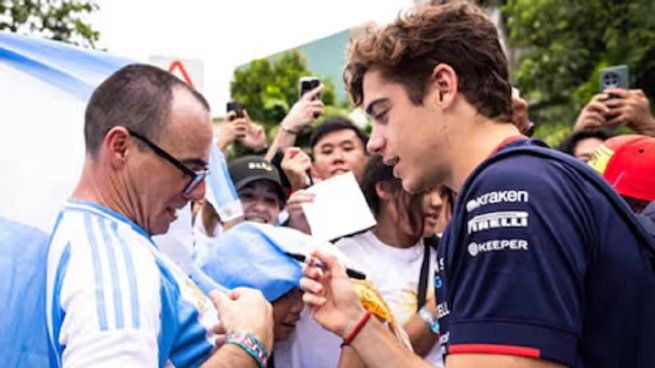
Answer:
[{"xmin": 430, "ymin": 63, "xmax": 458, "ymax": 109}]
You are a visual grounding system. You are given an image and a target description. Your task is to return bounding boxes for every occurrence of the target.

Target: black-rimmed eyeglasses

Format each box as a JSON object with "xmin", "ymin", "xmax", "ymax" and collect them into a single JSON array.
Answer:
[{"xmin": 128, "ymin": 129, "xmax": 210, "ymax": 197}]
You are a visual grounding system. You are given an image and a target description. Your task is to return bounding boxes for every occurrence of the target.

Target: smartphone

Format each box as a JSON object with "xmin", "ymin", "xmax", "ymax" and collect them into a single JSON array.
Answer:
[
  {"xmin": 226, "ymin": 101, "xmax": 244, "ymax": 119},
  {"xmin": 299, "ymin": 76, "xmax": 321, "ymax": 99},
  {"xmin": 599, "ymin": 65, "xmax": 629, "ymax": 92}
]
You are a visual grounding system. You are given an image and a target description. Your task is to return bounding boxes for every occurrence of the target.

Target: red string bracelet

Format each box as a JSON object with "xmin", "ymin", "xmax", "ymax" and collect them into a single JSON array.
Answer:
[{"xmin": 341, "ymin": 311, "xmax": 372, "ymax": 348}]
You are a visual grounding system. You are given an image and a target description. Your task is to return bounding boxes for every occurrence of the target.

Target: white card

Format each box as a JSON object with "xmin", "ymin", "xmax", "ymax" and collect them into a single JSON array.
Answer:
[{"xmin": 302, "ymin": 172, "xmax": 377, "ymax": 241}]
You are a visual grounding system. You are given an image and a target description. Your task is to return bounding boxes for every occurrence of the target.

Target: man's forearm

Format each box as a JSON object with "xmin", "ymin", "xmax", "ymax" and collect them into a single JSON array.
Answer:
[
  {"xmin": 200, "ymin": 344, "xmax": 261, "ymax": 368},
  {"xmin": 350, "ymin": 317, "xmax": 431, "ymax": 368},
  {"xmin": 337, "ymin": 346, "xmax": 366, "ymax": 368},
  {"xmin": 264, "ymin": 130, "xmax": 297, "ymax": 162}
]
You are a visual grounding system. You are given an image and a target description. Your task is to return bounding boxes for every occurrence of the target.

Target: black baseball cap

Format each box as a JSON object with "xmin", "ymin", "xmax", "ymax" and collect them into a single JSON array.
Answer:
[{"xmin": 228, "ymin": 156, "xmax": 286, "ymax": 204}]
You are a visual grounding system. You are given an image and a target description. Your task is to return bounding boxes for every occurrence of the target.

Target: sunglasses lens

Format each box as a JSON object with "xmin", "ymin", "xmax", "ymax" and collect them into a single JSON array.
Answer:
[{"xmin": 183, "ymin": 171, "xmax": 210, "ymax": 197}]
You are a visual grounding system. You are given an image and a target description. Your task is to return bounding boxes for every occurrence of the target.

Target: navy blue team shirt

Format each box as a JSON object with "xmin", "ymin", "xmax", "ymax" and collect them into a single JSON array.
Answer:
[{"xmin": 435, "ymin": 138, "xmax": 655, "ymax": 367}]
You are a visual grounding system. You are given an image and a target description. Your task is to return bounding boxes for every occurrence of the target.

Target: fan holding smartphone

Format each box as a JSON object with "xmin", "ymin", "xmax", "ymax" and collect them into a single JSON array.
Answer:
[
  {"xmin": 264, "ymin": 76, "xmax": 324, "ymax": 162},
  {"xmin": 574, "ymin": 65, "xmax": 655, "ymax": 136},
  {"xmin": 217, "ymin": 101, "xmax": 268, "ymax": 153}
]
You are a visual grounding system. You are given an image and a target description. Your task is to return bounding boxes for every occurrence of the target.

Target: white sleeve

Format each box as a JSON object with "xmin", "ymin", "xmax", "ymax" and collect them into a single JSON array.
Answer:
[{"xmin": 58, "ymin": 224, "xmax": 162, "ymax": 367}]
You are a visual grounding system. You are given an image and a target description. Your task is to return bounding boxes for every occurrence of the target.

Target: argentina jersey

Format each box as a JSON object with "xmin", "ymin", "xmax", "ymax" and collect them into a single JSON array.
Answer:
[{"xmin": 46, "ymin": 200, "xmax": 218, "ymax": 368}]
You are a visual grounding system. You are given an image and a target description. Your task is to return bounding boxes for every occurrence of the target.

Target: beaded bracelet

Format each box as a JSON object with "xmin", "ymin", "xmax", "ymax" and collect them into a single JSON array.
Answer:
[
  {"xmin": 418, "ymin": 307, "xmax": 440, "ymax": 335},
  {"xmin": 225, "ymin": 330, "xmax": 269, "ymax": 368}
]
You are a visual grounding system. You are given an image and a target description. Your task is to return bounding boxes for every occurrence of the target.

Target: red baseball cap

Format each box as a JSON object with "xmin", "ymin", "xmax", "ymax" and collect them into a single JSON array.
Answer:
[{"xmin": 589, "ymin": 134, "xmax": 655, "ymax": 202}]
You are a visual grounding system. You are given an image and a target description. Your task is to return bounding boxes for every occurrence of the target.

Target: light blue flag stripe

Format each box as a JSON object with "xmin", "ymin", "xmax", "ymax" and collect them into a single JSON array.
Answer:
[
  {"xmin": 0, "ymin": 30, "xmax": 132, "ymax": 100},
  {"xmin": 110, "ymin": 222, "xmax": 141, "ymax": 328},
  {"xmin": 83, "ymin": 213, "xmax": 108, "ymax": 331},
  {"xmin": 206, "ymin": 144, "xmax": 242, "ymax": 221},
  {"xmin": 51, "ymin": 242, "xmax": 71, "ymax": 364},
  {"xmin": 98, "ymin": 218, "xmax": 124, "ymax": 329}
]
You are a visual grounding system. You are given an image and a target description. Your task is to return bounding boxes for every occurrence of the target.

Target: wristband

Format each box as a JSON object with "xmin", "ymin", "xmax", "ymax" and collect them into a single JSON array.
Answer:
[
  {"xmin": 224, "ymin": 330, "xmax": 269, "ymax": 368},
  {"xmin": 341, "ymin": 311, "xmax": 372, "ymax": 348},
  {"xmin": 418, "ymin": 307, "xmax": 440, "ymax": 335},
  {"xmin": 281, "ymin": 125, "xmax": 299, "ymax": 135}
]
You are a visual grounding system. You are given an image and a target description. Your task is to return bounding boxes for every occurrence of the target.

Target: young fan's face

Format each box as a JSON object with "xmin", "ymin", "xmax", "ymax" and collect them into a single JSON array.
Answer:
[
  {"xmin": 272, "ymin": 288, "xmax": 303, "ymax": 342},
  {"xmin": 574, "ymin": 137, "xmax": 604, "ymax": 163},
  {"xmin": 312, "ymin": 129, "xmax": 367, "ymax": 181},
  {"xmin": 238, "ymin": 181, "xmax": 282, "ymax": 225},
  {"xmin": 364, "ymin": 70, "xmax": 453, "ymax": 193}
]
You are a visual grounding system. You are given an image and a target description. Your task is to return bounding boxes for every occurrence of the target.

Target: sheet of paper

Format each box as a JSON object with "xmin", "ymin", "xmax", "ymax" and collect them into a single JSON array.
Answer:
[{"xmin": 302, "ymin": 172, "xmax": 377, "ymax": 242}]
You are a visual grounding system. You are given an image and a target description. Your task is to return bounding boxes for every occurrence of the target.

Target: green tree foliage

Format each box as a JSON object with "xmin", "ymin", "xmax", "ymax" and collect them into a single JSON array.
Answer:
[
  {"xmin": 0, "ymin": 0, "xmax": 99, "ymax": 48},
  {"xmin": 503, "ymin": 0, "xmax": 655, "ymax": 132},
  {"xmin": 230, "ymin": 50, "xmax": 339, "ymax": 132}
]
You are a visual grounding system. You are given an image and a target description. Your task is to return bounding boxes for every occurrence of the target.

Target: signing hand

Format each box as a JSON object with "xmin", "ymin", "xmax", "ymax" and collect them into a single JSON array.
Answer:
[{"xmin": 300, "ymin": 249, "xmax": 367, "ymax": 339}]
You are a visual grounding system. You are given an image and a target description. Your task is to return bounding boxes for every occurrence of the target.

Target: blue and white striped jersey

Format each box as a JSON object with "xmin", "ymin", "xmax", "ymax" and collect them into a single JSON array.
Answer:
[{"xmin": 46, "ymin": 200, "xmax": 218, "ymax": 368}]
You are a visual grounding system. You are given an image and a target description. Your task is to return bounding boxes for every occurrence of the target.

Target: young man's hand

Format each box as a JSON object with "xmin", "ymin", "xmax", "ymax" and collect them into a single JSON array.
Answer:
[{"xmin": 300, "ymin": 249, "xmax": 367, "ymax": 338}]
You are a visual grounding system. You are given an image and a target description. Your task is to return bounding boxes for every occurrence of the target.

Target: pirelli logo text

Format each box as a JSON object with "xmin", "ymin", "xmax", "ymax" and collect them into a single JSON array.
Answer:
[
  {"xmin": 466, "ymin": 190, "xmax": 529, "ymax": 212},
  {"xmin": 467, "ymin": 211, "xmax": 528, "ymax": 234}
]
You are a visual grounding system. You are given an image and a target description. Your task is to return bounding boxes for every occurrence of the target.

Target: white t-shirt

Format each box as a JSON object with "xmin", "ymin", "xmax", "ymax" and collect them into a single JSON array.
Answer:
[{"xmin": 275, "ymin": 230, "xmax": 443, "ymax": 367}]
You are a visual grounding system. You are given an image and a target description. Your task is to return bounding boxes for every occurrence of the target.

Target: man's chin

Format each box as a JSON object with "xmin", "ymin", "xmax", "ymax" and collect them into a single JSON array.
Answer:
[
  {"xmin": 149, "ymin": 221, "xmax": 172, "ymax": 236},
  {"xmin": 401, "ymin": 176, "xmax": 422, "ymax": 194}
]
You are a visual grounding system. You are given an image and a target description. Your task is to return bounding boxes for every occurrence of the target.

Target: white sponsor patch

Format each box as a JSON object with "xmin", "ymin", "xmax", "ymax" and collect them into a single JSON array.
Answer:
[
  {"xmin": 436, "ymin": 301, "xmax": 450, "ymax": 319},
  {"xmin": 466, "ymin": 190, "xmax": 529, "ymax": 212},
  {"xmin": 467, "ymin": 239, "xmax": 529, "ymax": 257},
  {"xmin": 467, "ymin": 211, "xmax": 528, "ymax": 234}
]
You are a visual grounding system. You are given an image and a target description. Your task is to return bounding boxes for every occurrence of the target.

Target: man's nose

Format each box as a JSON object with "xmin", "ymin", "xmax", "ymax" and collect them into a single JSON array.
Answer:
[
  {"xmin": 367, "ymin": 126, "xmax": 385, "ymax": 155},
  {"xmin": 183, "ymin": 180, "xmax": 206, "ymax": 201}
]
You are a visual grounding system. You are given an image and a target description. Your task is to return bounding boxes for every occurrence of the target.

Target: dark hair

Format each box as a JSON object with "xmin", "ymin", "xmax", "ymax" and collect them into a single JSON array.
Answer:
[
  {"xmin": 84, "ymin": 64, "xmax": 210, "ymax": 157},
  {"xmin": 360, "ymin": 155, "xmax": 424, "ymax": 235},
  {"xmin": 344, "ymin": 2, "xmax": 512, "ymax": 122},
  {"xmin": 309, "ymin": 116, "xmax": 369, "ymax": 151},
  {"xmin": 558, "ymin": 129, "xmax": 612, "ymax": 156}
]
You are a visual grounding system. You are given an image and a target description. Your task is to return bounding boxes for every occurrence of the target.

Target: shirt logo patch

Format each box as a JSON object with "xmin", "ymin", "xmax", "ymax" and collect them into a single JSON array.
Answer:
[
  {"xmin": 467, "ymin": 211, "xmax": 528, "ymax": 234},
  {"xmin": 467, "ymin": 239, "xmax": 529, "ymax": 257},
  {"xmin": 466, "ymin": 190, "xmax": 529, "ymax": 212},
  {"xmin": 436, "ymin": 301, "xmax": 450, "ymax": 319}
]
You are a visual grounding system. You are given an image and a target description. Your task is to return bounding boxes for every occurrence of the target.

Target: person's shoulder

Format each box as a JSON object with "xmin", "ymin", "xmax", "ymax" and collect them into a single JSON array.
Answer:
[
  {"xmin": 334, "ymin": 230, "xmax": 372, "ymax": 251},
  {"xmin": 334, "ymin": 231, "xmax": 377, "ymax": 269},
  {"xmin": 467, "ymin": 145, "xmax": 590, "ymax": 200}
]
